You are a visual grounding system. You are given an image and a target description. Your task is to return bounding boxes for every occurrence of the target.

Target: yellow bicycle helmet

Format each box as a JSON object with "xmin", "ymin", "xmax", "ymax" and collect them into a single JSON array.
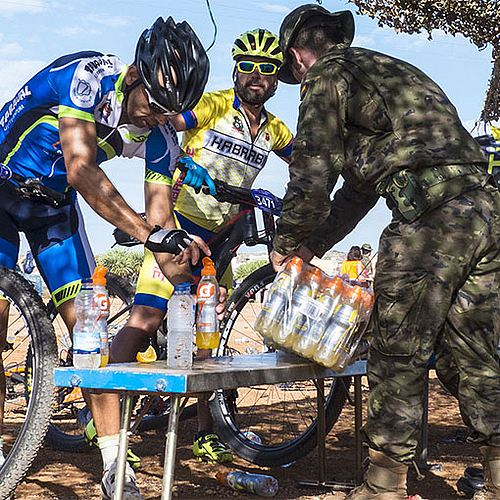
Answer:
[{"xmin": 232, "ymin": 29, "xmax": 283, "ymax": 64}]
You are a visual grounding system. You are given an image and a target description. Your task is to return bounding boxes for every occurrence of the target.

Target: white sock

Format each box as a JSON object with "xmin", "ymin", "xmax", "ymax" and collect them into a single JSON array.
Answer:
[
  {"xmin": 0, "ymin": 437, "xmax": 4, "ymax": 466},
  {"xmin": 97, "ymin": 434, "xmax": 119, "ymax": 470}
]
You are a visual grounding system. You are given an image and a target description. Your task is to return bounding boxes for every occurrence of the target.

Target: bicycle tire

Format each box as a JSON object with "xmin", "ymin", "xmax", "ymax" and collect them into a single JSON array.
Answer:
[
  {"xmin": 0, "ymin": 266, "xmax": 58, "ymax": 499},
  {"xmin": 44, "ymin": 273, "xmax": 135, "ymax": 452},
  {"xmin": 211, "ymin": 263, "xmax": 351, "ymax": 466}
]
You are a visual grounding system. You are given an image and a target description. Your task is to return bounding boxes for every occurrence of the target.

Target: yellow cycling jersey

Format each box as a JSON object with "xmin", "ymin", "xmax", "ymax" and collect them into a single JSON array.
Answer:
[{"xmin": 173, "ymin": 88, "xmax": 293, "ymax": 232}]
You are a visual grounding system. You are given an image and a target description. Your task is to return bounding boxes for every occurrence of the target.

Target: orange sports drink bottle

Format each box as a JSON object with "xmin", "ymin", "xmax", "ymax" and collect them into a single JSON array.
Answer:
[{"xmin": 196, "ymin": 257, "xmax": 220, "ymax": 350}]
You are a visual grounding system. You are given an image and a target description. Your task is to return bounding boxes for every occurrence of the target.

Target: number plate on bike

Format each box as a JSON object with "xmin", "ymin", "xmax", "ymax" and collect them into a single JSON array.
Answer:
[{"xmin": 251, "ymin": 188, "xmax": 282, "ymax": 216}]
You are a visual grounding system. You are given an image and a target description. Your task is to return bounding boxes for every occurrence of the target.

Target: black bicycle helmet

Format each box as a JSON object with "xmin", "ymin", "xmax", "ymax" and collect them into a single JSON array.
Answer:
[{"xmin": 135, "ymin": 17, "xmax": 209, "ymax": 114}]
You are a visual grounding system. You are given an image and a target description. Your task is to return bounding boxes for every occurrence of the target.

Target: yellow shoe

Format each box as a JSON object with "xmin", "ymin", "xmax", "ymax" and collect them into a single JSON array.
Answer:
[{"xmin": 193, "ymin": 433, "xmax": 233, "ymax": 463}]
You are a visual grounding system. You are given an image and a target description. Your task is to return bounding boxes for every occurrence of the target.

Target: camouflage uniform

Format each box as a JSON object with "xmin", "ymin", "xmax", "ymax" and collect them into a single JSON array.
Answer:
[{"xmin": 274, "ymin": 41, "xmax": 500, "ymax": 462}]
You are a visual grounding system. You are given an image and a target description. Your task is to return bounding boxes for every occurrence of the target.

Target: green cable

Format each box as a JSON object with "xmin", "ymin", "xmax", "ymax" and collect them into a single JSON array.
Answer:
[{"xmin": 205, "ymin": 0, "xmax": 218, "ymax": 52}]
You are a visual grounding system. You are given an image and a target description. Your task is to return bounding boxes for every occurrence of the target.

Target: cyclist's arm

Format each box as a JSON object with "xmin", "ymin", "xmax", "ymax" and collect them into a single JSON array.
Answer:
[
  {"xmin": 169, "ymin": 113, "xmax": 187, "ymax": 132},
  {"xmin": 59, "ymin": 116, "xmax": 152, "ymax": 244}
]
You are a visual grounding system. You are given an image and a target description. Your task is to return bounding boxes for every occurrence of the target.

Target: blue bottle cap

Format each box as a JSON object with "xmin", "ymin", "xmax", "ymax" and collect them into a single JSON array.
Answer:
[{"xmin": 174, "ymin": 282, "xmax": 191, "ymax": 293}]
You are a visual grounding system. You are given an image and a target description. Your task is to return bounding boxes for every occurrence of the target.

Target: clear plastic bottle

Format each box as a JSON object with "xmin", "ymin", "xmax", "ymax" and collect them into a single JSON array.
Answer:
[
  {"xmin": 196, "ymin": 257, "xmax": 220, "ymax": 350},
  {"xmin": 167, "ymin": 282, "xmax": 195, "ymax": 369},
  {"xmin": 215, "ymin": 470, "xmax": 279, "ymax": 497},
  {"xmin": 254, "ymin": 256, "xmax": 302, "ymax": 340},
  {"xmin": 293, "ymin": 276, "xmax": 344, "ymax": 358},
  {"xmin": 92, "ymin": 266, "xmax": 110, "ymax": 367},
  {"xmin": 313, "ymin": 285, "xmax": 363, "ymax": 370},
  {"xmin": 274, "ymin": 266, "xmax": 322, "ymax": 348},
  {"xmin": 286, "ymin": 267, "xmax": 324, "ymax": 349},
  {"xmin": 73, "ymin": 279, "xmax": 101, "ymax": 369}
]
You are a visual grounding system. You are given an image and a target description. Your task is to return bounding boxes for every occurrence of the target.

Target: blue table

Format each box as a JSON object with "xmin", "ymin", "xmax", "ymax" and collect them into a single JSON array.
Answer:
[{"xmin": 54, "ymin": 353, "xmax": 367, "ymax": 500}]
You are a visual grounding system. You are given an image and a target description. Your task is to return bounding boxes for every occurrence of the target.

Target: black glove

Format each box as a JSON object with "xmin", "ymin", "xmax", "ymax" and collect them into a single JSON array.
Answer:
[{"xmin": 145, "ymin": 226, "xmax": 192, "ymax": 254}]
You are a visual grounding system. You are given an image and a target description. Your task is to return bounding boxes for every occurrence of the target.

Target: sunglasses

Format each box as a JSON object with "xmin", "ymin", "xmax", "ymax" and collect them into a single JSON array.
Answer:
[
  {"xmin": 236, "ymin": 60, "xmax": 278, "ymax": 76},
  {"xmin": 143, "ymin": 87, "xmax": 176, "ymax": 116}
]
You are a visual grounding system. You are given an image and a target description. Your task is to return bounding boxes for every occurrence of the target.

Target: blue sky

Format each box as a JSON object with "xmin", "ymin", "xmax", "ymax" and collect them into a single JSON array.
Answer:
[{"xmin": 1, "ymin": 0, "xmax": 493, "ymax": 256}]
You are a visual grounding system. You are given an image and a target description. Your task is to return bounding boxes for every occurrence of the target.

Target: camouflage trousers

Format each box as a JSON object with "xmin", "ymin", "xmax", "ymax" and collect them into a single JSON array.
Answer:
[{"xmin": 364, "ymin": 182, "xmax": 500, "ymax": 463}]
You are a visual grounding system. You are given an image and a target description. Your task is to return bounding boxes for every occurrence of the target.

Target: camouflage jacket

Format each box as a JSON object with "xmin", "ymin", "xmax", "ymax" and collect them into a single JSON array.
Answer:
[{"xmin": 274, "ymin": 47, "xmax": 487, "ymax": 257}]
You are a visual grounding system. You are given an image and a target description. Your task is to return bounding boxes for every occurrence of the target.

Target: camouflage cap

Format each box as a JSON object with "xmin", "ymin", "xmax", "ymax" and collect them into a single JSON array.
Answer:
[
  {"xmin": 361, "ymin": 243, "xmax": 373, "ymax": 252},
  {"xmin": 278, "ymin": 4, "xmax": 354, "ymax": 84}
]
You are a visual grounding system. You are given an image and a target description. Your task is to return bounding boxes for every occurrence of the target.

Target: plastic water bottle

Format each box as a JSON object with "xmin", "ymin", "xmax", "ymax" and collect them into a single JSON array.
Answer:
[
  {"xmin": 196, "ymin": 257, "xmax": 219, "ymax": 350},
  {"xmin": 254, "ymin": 257, "xmax": 302, "ymax": 340},
  {"xmin": 92, "ymin": 266, "xmax": 110, "ymax": 367},
  {"xmin": 293, "ymin": 276, "xmax": 344, "ymax": 358},
  {"xmin": 73, "ymin": 279, "xmax": 101, "ymax": 369},
  {"xmin": 274, "ymin": 266, "xmax": 322, "ymax": 348},
  {"xmin": 313, "ymin": 285, "xmax": 363, "ymax": 370},
  {"xmin": 167, "ymin": 283, "xmax": 195, "ymax": 369},
  {"xmin": 215, "ymin": 471, "xmax": 279, "ymax": 497},
  {"xmin": 286, "ymin": 266, "xmax": 324, "ymax": 349}
]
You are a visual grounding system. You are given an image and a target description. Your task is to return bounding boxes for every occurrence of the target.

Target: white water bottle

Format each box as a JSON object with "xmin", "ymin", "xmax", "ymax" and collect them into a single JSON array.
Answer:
[
  {"xmin": 73, "ymin": 279, "xmax": 101, "ymax": 369},
  {"xmin": 167, "ymin": 283, "xmax": 195, "ymax": 369}
]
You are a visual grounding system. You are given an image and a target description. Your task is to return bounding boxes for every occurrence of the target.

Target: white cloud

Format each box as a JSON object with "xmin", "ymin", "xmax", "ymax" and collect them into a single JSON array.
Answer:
[
  {"xmin": 84, "ymin": 14, "xmax": 132, "ymax": 28},
  {"xmin": 57, "ymin": 26, "xmax": 85, "ymax": 37},
  {"xmin": 256, "ymin": 3, "xmax": 290, "ymax": 14},
  {"xmin": 354, "ymin": 35, "xmax": 374, "ymax": 46},
  {"xmin": 0, "ymin": 42, "xmax": 24, "ymax": 58},
  {"xmin": 0, "ymin": 59, "xmax": 45, "ymax": 105},
  {"xmin": 0, "ymin": 0, "xmax": 45, "ymax": 15}
]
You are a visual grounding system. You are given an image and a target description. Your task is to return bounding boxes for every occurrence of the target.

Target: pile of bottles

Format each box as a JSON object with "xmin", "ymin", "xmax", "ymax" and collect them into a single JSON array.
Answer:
[{"xmin": 254, "ymin": 257, "xmax": 373, "ymax": 372}]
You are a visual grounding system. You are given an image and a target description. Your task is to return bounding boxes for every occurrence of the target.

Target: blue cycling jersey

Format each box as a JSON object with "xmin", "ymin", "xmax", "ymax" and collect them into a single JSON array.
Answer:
[{"xmin": 0, "ymin": 51, "xmax": 179, "ymax": 192}]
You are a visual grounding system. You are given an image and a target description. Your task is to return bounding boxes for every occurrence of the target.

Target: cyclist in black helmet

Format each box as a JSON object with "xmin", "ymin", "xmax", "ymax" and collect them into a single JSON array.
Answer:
[{"xmin": 0, "ymin": 16, "xmax": 212, "ymax": 499}]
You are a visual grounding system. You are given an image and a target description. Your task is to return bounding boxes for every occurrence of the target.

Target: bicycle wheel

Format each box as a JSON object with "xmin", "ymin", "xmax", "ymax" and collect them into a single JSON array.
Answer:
[
  {"xmin": 0, "ymin": 266, "xmax": 58, "ymax": 498},
  {"xmin": 211, "ymin": 263, "xmax": 351, "ymax": 466},
  {"xmin": 45, "ymin": 273, "xmax": 135, "ymax": 452}
]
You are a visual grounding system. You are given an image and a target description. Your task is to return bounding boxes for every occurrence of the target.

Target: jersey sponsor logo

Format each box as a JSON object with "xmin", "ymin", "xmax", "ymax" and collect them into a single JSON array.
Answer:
[
  {"xmin": 232, "ymin": 115, "xmax": 243, "ymax": 132},
  {"xmin": 84, "ymin": 57, "xmax": 114, "ymax": 77},
  {"xmin": 0, "ymin": 85, "xmax": 32, "ymax": 129},
  {"xmin": 204, "ymin": 130, "xmax": 269, "ymax": 169},
  {"xmin": 72, "ymin": 79, "xmax": 94, "ymax": 106},
  {"xmin": 99, "ymin": 100, "xmax": 112, "ymax": 123}
]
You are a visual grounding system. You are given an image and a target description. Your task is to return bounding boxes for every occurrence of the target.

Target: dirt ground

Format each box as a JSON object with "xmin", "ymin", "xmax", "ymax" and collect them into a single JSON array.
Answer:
[{"xmin": 11, "ymin": 373, "xmax": 481, "ymax": 500}]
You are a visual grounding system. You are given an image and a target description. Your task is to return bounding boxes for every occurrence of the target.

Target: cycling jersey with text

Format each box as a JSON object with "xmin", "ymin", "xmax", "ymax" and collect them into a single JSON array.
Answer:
[
  {"xmin": 0, "ymin": 51, "xmax": 179, "ymax": 193},
  {"xmin": 172, "ymin": 88, "xmax": 293, "ymax": 232}
]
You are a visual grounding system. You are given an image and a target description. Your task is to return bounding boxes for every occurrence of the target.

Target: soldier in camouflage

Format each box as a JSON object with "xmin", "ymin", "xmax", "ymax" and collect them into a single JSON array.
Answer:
[{"xmin": 270, "ymin": 4, "xmax": 500, "ymax": 500}]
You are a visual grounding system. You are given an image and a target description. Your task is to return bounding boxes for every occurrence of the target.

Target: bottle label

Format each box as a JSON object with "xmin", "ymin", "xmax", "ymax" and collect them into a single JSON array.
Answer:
[
  {"xmin": 94, "ymin": 293, "xmax": 109, "ymax": 321},
  {"xmin": 73, "ymin": 329, "xmax": 100, "ymax": 355},
  {"xmin": 197, "ymin": 282, "xmax": 218, "ymax": 333}
]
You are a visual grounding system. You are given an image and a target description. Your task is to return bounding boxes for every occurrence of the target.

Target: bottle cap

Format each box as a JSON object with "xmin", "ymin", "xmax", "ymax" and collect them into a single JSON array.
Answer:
[
  {"xmin": 351, "ymin": 285, "xmax": 363, "ymax": 300},
  {"xmin": 308, "ymin": 267, "xmax": 323, "ymax": 283},
  {"xmin": 92, "ymin": 265, "xmax": 107, "ymax": 285},
  {"xmin": 174, "ymin": 282, "xmax": 191, "ymax": 292},
  {"xmin": 287, "ymin": 256, "xmax": 303, "ymax": 272},
  {"xmin": 201, "ymin": 257, "xmax": 216, "ymax": 276}
]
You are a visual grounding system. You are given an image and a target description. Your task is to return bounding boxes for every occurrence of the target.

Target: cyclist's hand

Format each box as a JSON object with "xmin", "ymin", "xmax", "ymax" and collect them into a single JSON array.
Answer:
[
  {"xmin": 216, "ymin": 286, "xmax": 227, "ymax": 321},
  {"xmin": 178, "ymin": 157, "xmax": 216, "ymax": 195},
  {"xmin": 145, "ymin": 227, "xmax": 192, "ymax": 254},
  {"xmin": 172, "ymin": 234, "xmax": 211, "ymax": 266}
]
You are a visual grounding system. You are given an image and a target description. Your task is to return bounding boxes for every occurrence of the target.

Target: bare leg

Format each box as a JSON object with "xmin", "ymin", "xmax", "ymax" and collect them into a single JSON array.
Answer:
[{"xmin": 88, "ymin": 305, "xmax": 165, "ymax": 437}]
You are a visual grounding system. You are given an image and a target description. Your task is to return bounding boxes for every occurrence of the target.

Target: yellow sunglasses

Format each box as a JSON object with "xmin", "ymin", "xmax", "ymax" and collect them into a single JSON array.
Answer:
[{"xmin": 236, "ymin": 60, "xmax": 278, "ymax": 76}]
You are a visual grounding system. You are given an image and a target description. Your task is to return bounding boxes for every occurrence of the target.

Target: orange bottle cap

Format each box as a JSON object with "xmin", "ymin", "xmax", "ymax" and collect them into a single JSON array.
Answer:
[
  {"xmin": 288, "ymin": 256, "xmax": 303, "ymax": 272},
  {"xmin": 201, "ymin": 256, "xmax": 216, "ymax": 276},
  {"xmin": 308, "ymin": 267, "xmax": 323, "ymax": 283},
  {"xmin": 92, "ymin": 265, "xmax": 107, "ymax": 285}
]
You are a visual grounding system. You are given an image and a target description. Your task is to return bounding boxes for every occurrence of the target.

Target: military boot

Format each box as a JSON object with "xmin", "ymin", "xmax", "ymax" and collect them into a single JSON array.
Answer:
[
  {"xmin": 345, "ymin": 448, "xmax": 407, "ymax": 500},
  {"xmin": 473, "ymin": 446, "xmax": 500, "ymax": 500}
]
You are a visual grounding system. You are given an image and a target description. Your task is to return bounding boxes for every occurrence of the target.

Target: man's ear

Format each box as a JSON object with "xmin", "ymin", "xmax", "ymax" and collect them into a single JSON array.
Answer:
[
  {"xmin": 289, "ymin": 47, "xmax": 307, "ymax": 74},
  {"xmin": 125, "ymin": 65, "xmax": 140, "ymax": 85}
]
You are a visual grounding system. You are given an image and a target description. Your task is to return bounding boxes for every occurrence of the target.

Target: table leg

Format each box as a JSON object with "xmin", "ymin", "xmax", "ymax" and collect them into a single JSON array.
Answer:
[
  {"xmin": 354, "ymin": 375, "xmax": 363, "ymax": 486},
  {"xmin": 317, "ymin": 378, "xmax": 326, "ymax": 483},
  {"xmin": 161, "ymin": 394, "xmax": 182, "ymax": 500},
  {"xmin": 114, "ymin": 393, "xmax": 134, "ymax": 500}
]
